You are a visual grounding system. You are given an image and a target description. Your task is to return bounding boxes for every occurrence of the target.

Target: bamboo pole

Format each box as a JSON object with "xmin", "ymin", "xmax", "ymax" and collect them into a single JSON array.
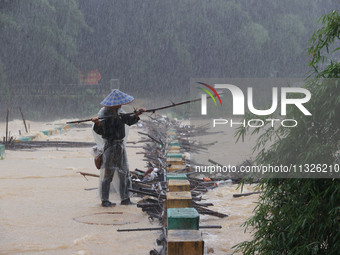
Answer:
[
  {"xmin": 5, "ymin": 108, "xmax": 9, "ymax": 143},
  {"xmin": 78, "ymin": 172, "xmax": 100, "ymax": 178},
  {"xmin": 117, "ymin": 225, "xmax": 221, "ymax": 232},
  {"xmin": 66, "ymin": 93, "xmax": 224, "ymax": 124},
  {"xmin": 19, "ymin": 107, "xmax": 28, "ymax": 133},
  {"xmin": 233, "ymin": 191, "xmax": 261, "ymax": 198}
]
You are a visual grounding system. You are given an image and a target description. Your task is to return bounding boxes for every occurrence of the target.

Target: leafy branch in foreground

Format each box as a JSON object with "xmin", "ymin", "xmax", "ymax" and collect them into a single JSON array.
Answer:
[{"xmin": 234, "ymin": 10, "xmax": 340, "ymax": 255}]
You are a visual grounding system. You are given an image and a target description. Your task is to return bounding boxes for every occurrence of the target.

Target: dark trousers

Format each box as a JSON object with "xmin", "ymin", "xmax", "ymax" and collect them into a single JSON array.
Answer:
[{"xmin": 101, "ymin": 142, "xmax": 130, "ymax": 202}]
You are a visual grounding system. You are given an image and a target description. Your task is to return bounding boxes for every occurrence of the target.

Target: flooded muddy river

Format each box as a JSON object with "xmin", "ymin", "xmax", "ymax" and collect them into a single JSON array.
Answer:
[{"xmin": 0, "ymin": 119, "xmax": 258, "ymax": 254}]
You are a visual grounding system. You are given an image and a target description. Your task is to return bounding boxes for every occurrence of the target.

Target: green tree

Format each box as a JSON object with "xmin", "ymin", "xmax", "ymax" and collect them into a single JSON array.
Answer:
[
  {"xmin": 76, "ymin": 0, "xmax": 336, "ymax": 97},
  {"xmin": 0, "ymin": 0, "xmax": 87, "ymax": 85},
  {"xmin": 235, "ymin": 10, "xmax": 340, "ymax": 255},
  {"xmin": 0, "ymin": 5, "xmax": 19, "ymax": 89}
]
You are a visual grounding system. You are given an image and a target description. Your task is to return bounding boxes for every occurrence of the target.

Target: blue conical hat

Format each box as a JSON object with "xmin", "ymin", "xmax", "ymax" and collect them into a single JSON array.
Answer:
[{"xmin": 100, "ymin": 89, "xmax": 134, "ymax": 106}]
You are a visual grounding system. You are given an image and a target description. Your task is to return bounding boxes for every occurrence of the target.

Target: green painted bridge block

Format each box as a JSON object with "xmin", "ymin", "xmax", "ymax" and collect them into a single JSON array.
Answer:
[
  {"xmin": 167, "ymin": 173, "xmax": 187, "ymax": 180},
  {"xmin": 0, "ymin": 144, "xmax": 5, "ymax": 157},
  {"xmin": 167, "ymin": 153, "xmax": 182, "ymax": 158},
  {"xmin": 17, "ymin": 136, "xmax": 33, "ymax": 141},
  {"xmin": 41, "ymin": 130, "xmax": 50, "ymax": 136},
  {"xmin": 167, "ymin": 208, "xmax": 199, "ymax": 230},
  {"xmin": 55, "ymin": 127, "xmax": 63, "ymax": 133},
  {"xmin": 169, "ymin": 141, "xmax": 180, "ymax": 146}
]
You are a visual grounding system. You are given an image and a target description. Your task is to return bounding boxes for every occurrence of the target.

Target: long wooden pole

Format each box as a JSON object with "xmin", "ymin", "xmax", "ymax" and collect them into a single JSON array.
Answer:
[
  {"xmin": 66, "ymin": 93, "xmax": 223, "ymax": 124},
  {"xmin": 233, "ymin": 191, "xmax": 262, "ymax": 198},
  {"xmin": 65, "ymin": 97, "xmax": 199, "ymax": 124},
  {"xmin": 124, "ymin": 97, "xmax": 202, "ymax": 115},
  {"xmin": 117, "ymin": 225, "xmax": 221, "ymax": 232},
  {"xmin": 78, "ymin": 171, "xmax": 100, "ymax": 178},
  {"xmin": 19, "ymin": 107, "xmax": 28, "ymax": 133},
  {"xmin": 5, "ymin": 108, "xmax": 9, "ymax": 143}
]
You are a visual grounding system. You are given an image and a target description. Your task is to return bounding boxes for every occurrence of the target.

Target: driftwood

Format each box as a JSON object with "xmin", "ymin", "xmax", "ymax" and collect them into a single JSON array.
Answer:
[
  {"xmin": 78, "ymin": 171, "xmax": 99, "ymax": 179},
  {"xmin": 208, "ymin": 159, "xmax": 223, "ymax": 167},
  {"xmin": 138, "ymin": 131, "xmax": 163, "ymax": 146},
  {"xmin": 194, "ymin": 205, "xmax": 228, "ymax": 218},
  {"xmin": 122, "ymin": 114, "xmax": 231, "ymax": 254},
  {"xmin": 128, "ymin": 188, "xmax": 166, "ymax": 200},
  {"xmin": 126, "ymin": 139, "xmax": 152, "ymax": 144},
  {"xmin": 72, "ymin": 113, "xmax": 230, "ymax": 252},
  {"xmin": 233, "ymin": 191, "xmax": 261, "ymax": 198},
  {"xmin": 199, "ymin": 225, "xmax": 222, "ymax": 229}
]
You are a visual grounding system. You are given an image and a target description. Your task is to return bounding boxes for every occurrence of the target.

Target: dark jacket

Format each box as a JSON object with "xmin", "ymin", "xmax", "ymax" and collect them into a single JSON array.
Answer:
[{"xmin": 93, "ymin": 107, "xmax": 139, "ymax": 141}]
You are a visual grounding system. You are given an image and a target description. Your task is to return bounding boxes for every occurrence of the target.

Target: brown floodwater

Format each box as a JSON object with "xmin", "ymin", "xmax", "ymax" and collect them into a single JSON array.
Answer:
[{"xmin": 0, "ymin": 119, "xmax": 258, "ymax": 254}]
